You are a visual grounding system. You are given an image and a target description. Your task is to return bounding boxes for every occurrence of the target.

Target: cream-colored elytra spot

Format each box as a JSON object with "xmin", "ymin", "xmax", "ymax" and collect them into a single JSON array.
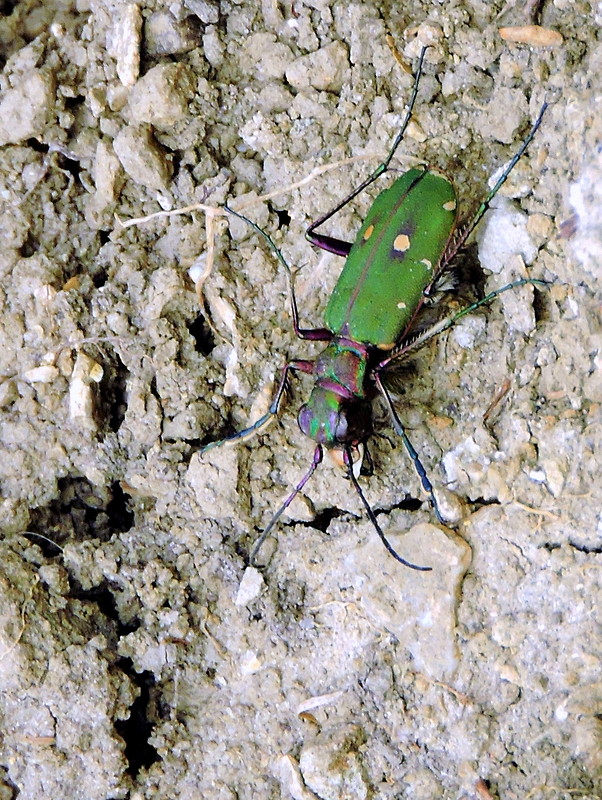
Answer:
[{"xmin": 393, "ymin": 233, "xmax": 411, "ymax": 252}]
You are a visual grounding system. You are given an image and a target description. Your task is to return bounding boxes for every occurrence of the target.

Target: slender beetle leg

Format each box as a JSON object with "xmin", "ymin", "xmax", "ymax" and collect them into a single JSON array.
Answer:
[
  {"xmin": 200, "ymin": 205, "xmax": 333, "ymax": 453},
  {"xmin": 306, "ymin": 46, "xmax": 429, "ymax": 255},
  {"xmin": 225, "ymin": 204, "xmax": 332, "ymax": 342},
  {"xmin": 379, "ymin": 279, "xmax": 550, "ymax": 367},
  {"xmin": 200, "ymin": 359, "xmax": 314, "ymax": 454},
  {"xmin": 438, "ymin": 102, "xmax": 548, "ymax": 272},
  {"xmin": 373, "ymin": 372, "xmax": 443, "ymax": 523}
]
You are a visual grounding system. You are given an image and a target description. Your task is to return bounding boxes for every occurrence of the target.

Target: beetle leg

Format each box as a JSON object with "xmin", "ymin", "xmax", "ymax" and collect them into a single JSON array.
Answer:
[
  {"xmin": 225, "ymin": 204, "xmax": 332, "ymax": 341},
  {"xmin": 201, "ymin": 359, "xmax": 315, "ymax": 453},
  {"xmin": 437, "ymin": 101, "xmax": 548, "ymax": 273},
  {"xmin": 378, "ymin": 277, "xmax": 548, "ymax": 369},
  {"xmin": 373, "ymin": 372, "xmax": 443, "ymax": 524},
  {"xmin": 306, "ymin": 47, "xmax": 429, "ymax": 255},
  {"xmin": 305, "ymin": 232, "xmax": 353, "ymax": 257},
  {"xmin": 425, "ymin": 278, "xmax": 549, "ymax": 333},
  {"xmin": 343, "ymin": 445, "xmax": 431, "ymax": 571},
  {"xmin": 391, "ymin": 278, "xmax": 549, "ymax": 367}
]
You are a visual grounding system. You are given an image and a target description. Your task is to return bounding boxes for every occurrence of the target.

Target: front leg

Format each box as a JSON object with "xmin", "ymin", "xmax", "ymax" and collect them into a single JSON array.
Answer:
[{"xmin": 201, "ymin": 359, "xmax": 315, "ymax": 453}]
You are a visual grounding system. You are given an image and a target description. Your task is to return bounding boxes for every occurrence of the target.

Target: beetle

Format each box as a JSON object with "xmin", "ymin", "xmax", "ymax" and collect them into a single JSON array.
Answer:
[{"xmin": 202, "ymin": 46, "xmax": 548, "ymax": 570}]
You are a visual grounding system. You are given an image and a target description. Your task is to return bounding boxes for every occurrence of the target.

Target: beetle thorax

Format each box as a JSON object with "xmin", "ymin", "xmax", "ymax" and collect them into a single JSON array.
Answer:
[{"xmin": 297, "ymin": 339, "xmax": 373, "ymax": 448}]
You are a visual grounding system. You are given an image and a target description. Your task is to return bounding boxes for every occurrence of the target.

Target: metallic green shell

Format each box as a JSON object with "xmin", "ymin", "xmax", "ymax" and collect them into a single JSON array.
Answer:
[{"xmin": 324, "ymin": 168, "xmax": 457, "ymax": 348}]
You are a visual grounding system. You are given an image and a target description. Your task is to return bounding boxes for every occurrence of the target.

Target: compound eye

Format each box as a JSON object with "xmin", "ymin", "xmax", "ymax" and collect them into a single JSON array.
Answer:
[
  {"xmin": 297, "ymin": 404, "xmax": 312, "ymax": 437},
  {"xmin": 333, "ymin": 411, "xmax": 348, "ymax": 444}
]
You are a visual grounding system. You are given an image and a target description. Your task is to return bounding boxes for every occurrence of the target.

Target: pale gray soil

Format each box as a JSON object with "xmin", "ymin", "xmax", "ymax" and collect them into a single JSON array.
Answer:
[{"xmin": 0, "ymin": 1, "xmax": 600, "ymax": 799}]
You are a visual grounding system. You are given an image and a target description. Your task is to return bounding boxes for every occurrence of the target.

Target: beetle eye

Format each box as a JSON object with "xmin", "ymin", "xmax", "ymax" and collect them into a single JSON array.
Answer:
[
  {"xmin": 333, "ymin": 411, "xmax": 348, "ymax": 443},
  {"xmin": 297, "ymin": 404, "xmax": 312, "ymax": 437}
]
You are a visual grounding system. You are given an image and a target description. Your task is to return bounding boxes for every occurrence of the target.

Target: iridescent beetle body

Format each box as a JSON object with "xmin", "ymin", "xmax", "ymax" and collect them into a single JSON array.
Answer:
[{"xmin": 298, "ymin": 168, "xmax": 458, "ymax": 453}]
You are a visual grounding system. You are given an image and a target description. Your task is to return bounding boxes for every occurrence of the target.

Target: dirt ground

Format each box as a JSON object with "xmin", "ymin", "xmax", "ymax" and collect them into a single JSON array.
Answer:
[{"xmin": 0, "ymin": 0, "xmax": 600, "ymax": 798}]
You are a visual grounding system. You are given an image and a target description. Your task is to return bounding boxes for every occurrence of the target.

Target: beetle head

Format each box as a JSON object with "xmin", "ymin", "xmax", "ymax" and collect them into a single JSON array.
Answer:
[{"xmin": 298, "ymin": 386, "xmax": 372, "ymax": 448}]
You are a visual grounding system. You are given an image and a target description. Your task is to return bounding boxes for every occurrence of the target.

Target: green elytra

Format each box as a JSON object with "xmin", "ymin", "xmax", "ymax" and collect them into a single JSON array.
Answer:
[
  {"xmin": 202, "ymin": 46, "xmax": 548, "ymax": 570},
  {"xmin": 325, "ymin": 168, "xmax": 457, "ymax": 347}
]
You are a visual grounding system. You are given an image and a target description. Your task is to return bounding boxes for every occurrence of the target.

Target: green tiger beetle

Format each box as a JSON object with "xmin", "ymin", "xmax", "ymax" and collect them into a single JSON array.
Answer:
[{"xmin": 202, "ymin": 46, "xmax": 548, "ymax": 570}]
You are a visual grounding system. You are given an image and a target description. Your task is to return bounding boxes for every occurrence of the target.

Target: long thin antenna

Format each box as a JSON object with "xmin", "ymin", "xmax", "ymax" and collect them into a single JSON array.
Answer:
[
  {"xmin": 344, "ymin": 447, "xmax": 431, "ymax": 571},
  {"xmin": 249, "ymin": 445, "xmax": 323, "ymax": 566}
]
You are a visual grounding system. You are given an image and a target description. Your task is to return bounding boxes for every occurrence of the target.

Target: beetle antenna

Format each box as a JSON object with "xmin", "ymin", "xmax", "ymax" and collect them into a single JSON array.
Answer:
[
  {"xmin": 343, "ymin": 447, "xmax": 431, "ymax": 571},
  {"xmin": 249, "ymin": 445, "xmax": 323, "ymax": 566},
  {"xmin": 373, "ymin": 374, "xmax": 443, "ymax": 524}
]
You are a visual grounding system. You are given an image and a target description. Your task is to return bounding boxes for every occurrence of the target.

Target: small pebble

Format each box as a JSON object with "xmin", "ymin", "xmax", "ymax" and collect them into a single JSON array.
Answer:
[
  {"xmin": 112, "ymin": 124, "xmax": 173, "ymax": 191},
  {"xmin": 499, "ymin": 25, "xmax": 563, "ymax": 47}
]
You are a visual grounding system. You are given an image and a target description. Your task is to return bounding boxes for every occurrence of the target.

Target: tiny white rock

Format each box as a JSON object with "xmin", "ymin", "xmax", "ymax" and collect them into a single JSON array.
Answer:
[
  {"xmin": 23, "ymin": 365, "xmax": 59, "ymax": 383},
  {"xmin": 235, "ymin": 566, "xmax": 264, "ymax": 606}
]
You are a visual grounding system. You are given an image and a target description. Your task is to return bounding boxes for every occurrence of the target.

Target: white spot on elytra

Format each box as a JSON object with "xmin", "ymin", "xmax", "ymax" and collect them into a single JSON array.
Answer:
[{"xmin": 393, "ymin": 233, "xmax": 411, "ymax": 252}]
